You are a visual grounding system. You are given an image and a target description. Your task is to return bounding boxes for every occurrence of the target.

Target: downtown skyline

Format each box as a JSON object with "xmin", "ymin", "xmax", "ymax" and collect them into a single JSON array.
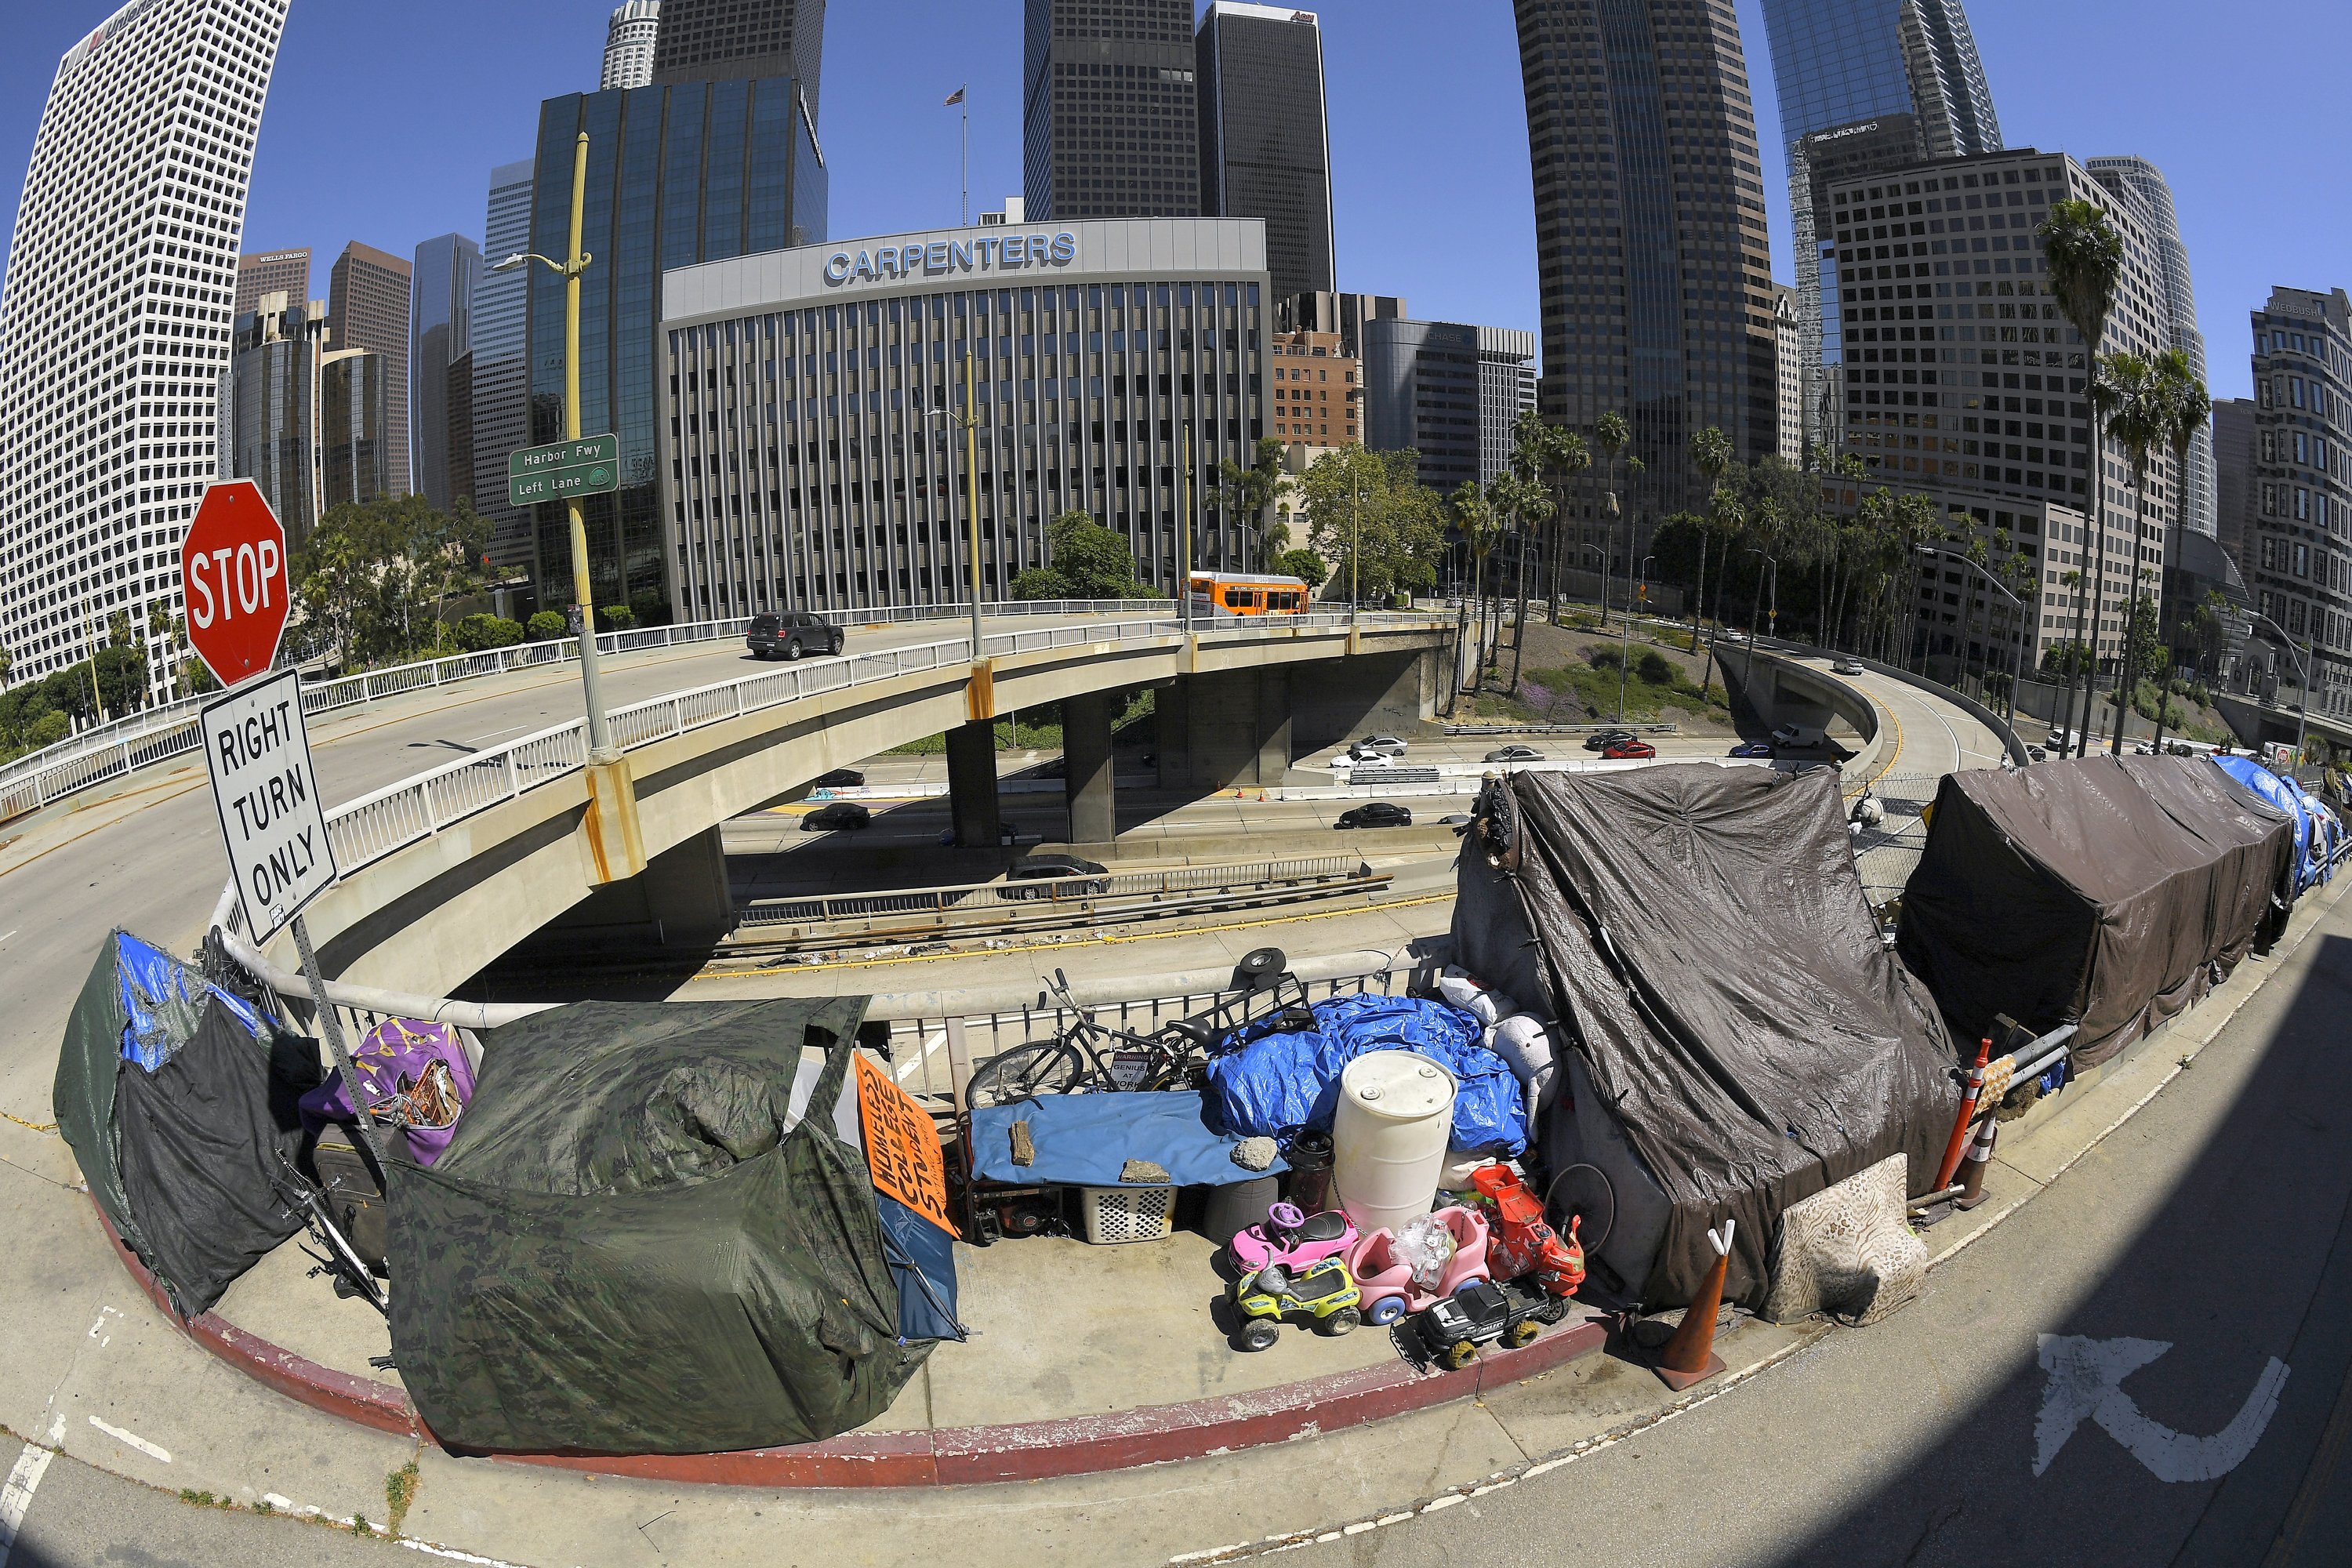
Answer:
[{"xmin": 0, "ymin": 0, "xmax": 2334, "ymax": 406}]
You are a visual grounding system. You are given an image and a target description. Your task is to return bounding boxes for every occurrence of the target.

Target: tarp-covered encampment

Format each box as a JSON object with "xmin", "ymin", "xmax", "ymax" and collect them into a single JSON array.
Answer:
[
  {"xmin": 1452, "ymin": 764, "xmax": 1959, "ymax": 1309},
  {"xmin": 55, "ymin": 931, "xmax": 320, "ymax": 1318},
  {"xmin": 388, "ymin": 997, "xmax": 930, "ymax": 1456},
  {"xmin": 2212, "ymin": 754, "xmax": 2322, "ymax": 891},
  {"xmin": 1898, "ymin": 755, "xmax": 2295, "ymax": 1069}
]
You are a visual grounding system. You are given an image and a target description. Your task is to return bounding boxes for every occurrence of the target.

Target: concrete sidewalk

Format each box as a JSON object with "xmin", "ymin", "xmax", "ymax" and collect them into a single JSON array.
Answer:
[{"xmin": 4, "ymin": 875, "xmax": 2340, "ymax": 1565}]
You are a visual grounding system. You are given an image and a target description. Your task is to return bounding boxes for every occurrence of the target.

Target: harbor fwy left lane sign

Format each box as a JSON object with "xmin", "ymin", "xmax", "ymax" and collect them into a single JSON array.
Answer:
[
  {"xmin": 201, "ymin": 668, "xmax": 338, "ymax": 942},
  {"xmin": 201, "ymin": 669, "xmax": 337, "ymax": 940}
]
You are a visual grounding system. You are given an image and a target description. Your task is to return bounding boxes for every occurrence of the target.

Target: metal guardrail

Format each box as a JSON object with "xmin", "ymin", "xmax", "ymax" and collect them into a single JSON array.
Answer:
[
  {"xmin": 220, "ymin": 608, "xmax": 1450, "ymax": 936},
  {"xmin": 736, "ymin": 855, "xmax": 1368, "ymax": 928},
  {"xmin": 0, "ymin": 598, "xmax": 1168, "ymax": 825}
]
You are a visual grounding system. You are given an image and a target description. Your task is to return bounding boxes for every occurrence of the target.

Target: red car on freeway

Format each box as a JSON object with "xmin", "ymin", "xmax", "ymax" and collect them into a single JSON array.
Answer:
[{"xmin": 1601, "ymin": 739, "xmax": 1657, "ymax": 760}]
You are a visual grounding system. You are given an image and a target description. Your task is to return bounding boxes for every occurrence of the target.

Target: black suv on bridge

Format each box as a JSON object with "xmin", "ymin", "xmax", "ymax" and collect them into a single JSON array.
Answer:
[{"xmin": 747, "ymin": 612, "xmax": 845, "ymax": 661}]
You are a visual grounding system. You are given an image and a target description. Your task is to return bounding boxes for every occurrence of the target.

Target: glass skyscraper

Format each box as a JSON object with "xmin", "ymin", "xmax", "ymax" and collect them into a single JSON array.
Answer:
[
  {"xmin": 1024, "ymin": 0, "xmax": 1202, "ymax": 221},
  {"xmin": 411, "ymin": 233, "xmax": 481, "ymax": 514},
  {"xmin": 1762, "ymin": 0, "xmax": 2000, "ymax": 455},
  {"xmin": 1196, "ymin": 2, "xmax": 1335, "ymax": 302},
  {"xmin": 524, "ymin": 79, "xmax": 826, "ymax": 620},
  {"xmin": 470, "ymin": 160, "xmax": 536, "ymax": 569}
]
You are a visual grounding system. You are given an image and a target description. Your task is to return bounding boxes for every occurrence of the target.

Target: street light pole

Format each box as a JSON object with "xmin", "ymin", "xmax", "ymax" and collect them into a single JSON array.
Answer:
[
  {"xmin": 1179, "ymin": 423, "xmax": 1193, "ymax": 635},
  {"xmin": 921, "ymin": 344, "xmax": 987, "ymax": 694},
  {"xmin": 1617, "ymin": 554, "xmax": 1653, "ymax": 724},
  {"xmin": 1742, "ymin": 547, "xmax": 1775, "ymax": 689},
  {"xmin": 2245, "ymin": 609, "xmax": 2313, "ymax": 773},
  {"xmin": 493, "ymin": 131, "xmax": 612, "ymax": 759}
]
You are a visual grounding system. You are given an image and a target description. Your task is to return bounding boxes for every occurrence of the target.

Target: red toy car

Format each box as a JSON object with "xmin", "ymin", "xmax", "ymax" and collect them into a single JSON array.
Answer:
[
  {"xmin": 1469, "ymin": 1163, "xmax": 1587, "ymax": 1298},
  {"xmin": 1601, "ymin": 739, "xmax": 1657, "ymax": 760}
]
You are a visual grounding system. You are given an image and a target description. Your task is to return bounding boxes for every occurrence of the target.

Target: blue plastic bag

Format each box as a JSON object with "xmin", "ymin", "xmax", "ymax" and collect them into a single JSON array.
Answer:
[{"xmin": 1204, "ymin": 993, "xmax": 1528, "ymax": 1156}]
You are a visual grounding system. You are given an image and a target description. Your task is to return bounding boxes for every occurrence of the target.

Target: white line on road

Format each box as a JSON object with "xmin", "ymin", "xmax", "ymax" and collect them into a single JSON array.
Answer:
[
  {"xmin": 0, "ymin": 931, "xmax": 16, "ymax": 948},
  {"xmin": 396, "ymin": 1539, "xmax": 539, "ymax": 1567},
  {"xmin": 85, "ymin": 1417, "xmax": 169, "ymax": 1465},
  {"xmin": 0, "ymin": 1440, "xmax": 56, "ymax": 1568},
  {"xmin": 464, "ymin": 724, "xmax": 532, "ymax": 744}
]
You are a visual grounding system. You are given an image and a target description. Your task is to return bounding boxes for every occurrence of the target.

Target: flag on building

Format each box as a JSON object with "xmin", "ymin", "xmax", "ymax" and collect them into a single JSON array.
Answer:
[{"xmin": 944, "ymin": 85, "xmax": 965, "ymax": 107}]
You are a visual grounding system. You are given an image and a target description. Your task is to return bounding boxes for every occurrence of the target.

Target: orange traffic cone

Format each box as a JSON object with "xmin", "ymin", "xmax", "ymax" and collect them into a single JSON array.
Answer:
[
  {"xmin": 1932, "ymin": 1039, "xmax": 1993, "ymax": 1191},
  {"xmin": 1955, "ymin": 1116, "xmax": 1999, "ymax": 1210},
  {"xmin": 1653, "ymin": 1219, "xmax": 1733, "ymax": 1392}
]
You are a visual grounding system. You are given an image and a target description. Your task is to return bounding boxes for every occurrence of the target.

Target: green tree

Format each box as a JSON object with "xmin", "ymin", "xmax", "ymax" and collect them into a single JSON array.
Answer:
[
  {"xmin": 1014, "ymin": 510, "xmax": 1152, "ymax": 601},
  {"xmin": 1592, "ymin": 412, "xmax": 1631, "ymax": 629},
  {"xmin": 1449, "ymin": 480, "xmax": 1499, "ymax": 691},
  {"xmin": 452, "ymin": 614, "xmax": 525, "ymax": 652},
  {"xmin": 1216, "ymin": 437, "xmax": 1287, "ymax": 565},
  {"xmin": 0, "ymin": 644, "xmax": 12, "ymax": 689},
  {"xmin": 2040, "ymin": 198, "xmax": 2126, "ymax": 755},
  {"xmin": 1688, "ymin": 426, "xmax": 1736, "ymax": 651},
  {"xmin": 2093, "ymin": 350, "xmax": 2164, "ymax": 752},
  {"xmin": 1301, "ymin": 447, "xmax": 1447, "ymax": 612},
  {"xmin": 2148, "ymin": 348, "xmax": 2211, "ymax": 755},
  {"xmin": 1272, "ymin": 548, "xmax": 1328, "ymax": 589},
  {"xmin": 526, "ymin": 610, "xmax": 568, "ymax": 641}
]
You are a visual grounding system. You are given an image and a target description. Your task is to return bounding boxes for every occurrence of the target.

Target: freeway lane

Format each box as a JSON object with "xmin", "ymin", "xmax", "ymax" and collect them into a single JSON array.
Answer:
[{"xmin": 0, "ymin": 613, "xmax": 1112, "ymax": 1125}]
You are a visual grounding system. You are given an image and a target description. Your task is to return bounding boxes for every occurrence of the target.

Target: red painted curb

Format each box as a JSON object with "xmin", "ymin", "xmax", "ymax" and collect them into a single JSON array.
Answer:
[{"xmin": 90, "ymin": 1193, "xmax": 1603, "ymax": 1487}]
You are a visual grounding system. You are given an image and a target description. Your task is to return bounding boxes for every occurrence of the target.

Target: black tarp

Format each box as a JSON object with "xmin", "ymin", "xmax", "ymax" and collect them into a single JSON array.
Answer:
[
  {"xmin": 54, "ymin": 931, "xmax": 318, "ymax": 1319},
  {"xmin": 1453, "ymin": 764, "xmax": 1960, "ymax": 1308},
  {"xmin": 389, "ymin": 997, "xmax": 926, "ymax": 1456},
  {"xmin": 1896, "ymin": 754, "xmax": 2295, "ymax": 1069}
]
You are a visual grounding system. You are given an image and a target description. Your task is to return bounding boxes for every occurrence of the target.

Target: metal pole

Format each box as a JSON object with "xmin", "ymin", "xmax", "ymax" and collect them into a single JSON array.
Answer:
[
  {"xmin": 964, "ymin": 343, "xmax": 984, "ymax": 662},
  {"xmin": 291, "ymin": 914, "xmax": 393, "ymax": 1172},
  {"xmin": 561, "ymin": 131, "xmax": 615, "ymax": 760},
  {"xmin": 1179, "ymin": 424, "xmax": 1192, "ymax": 634}
]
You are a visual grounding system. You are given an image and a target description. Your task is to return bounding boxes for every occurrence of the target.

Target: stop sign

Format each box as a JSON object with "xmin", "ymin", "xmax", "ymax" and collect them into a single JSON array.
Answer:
[{"xmin": 180, "ymin": 480, "xmax": 290, "ymax": 690}]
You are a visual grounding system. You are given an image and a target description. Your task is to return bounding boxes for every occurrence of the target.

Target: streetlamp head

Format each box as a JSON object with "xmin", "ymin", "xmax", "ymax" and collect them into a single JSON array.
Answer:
[{"xmin": 492, "ymin": 252, "xmax": 529, "ymax": 273}]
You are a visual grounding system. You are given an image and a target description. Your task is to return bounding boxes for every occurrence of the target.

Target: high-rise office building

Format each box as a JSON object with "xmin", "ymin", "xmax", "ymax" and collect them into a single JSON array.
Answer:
[
  {"xmin": 2088, "ymin": 156, "xmax": 2214, "ymax": 539},
  {"xmin": 1024, "ymin": 0, "xmax": 1201, "ymax": 222},
  {"xmin": 320, "ymin": 350, "xmax": 393, "ymax": 509},
  {"xmin": 470, "ymin": 161, "xmax": 536, "ymax": 571},
  {"xmin": 1196, "ymin": 3, "xmax": 1334, "ymax": 301},
  {"xmin": 2212, "ymin": 397, "xmax": 2256, "ymax": 574},
  {"xmin": 1513, "ymin": 0, "xmax": 1776, "ymax": 516},
  {"xmin": 1269, "ymin": 327, "xmax": 1359, "ymax": 451},
  {"xmin": 411, "ymin": 234, "xmax": 481, "ymax": 514},
  {"xmin": 328, "ymin": 241, "xmax": 413, "ymax": 495},
  {"xmin": 1773, "ymin": 282, "xmax": 1804, "ymax": 462},
  {"xmin": 1762, "ymin": 0, "xmax": 2002, "ymax": 454},
  {"xmin": 1363, "ymin": 320, "xmax": 1538, "ymax": 496},
  {"xmin": 234, "ymin": 248, "xmax": 310, "ymax": 319},
  {"xmin": 652, "ymin": 0, "xmax": 824, "ymax": 118},
  {"xmin": 1822, "ymin": 147, "xmax": 2173, "ymax": 673},
  {"xmin": 2228, "ymin": 289, "xmax": 2350, "ymax": 718},
  {"xmin": 602, "ymin": 1, "xmax": 661, "ymax": 92},
  {"xmin": 0, "ymin": 0, "xmax": 290, "ymax": 702},
  {"xmin": 525, "ymin": 77, "xmax": 826, "ymax": 619},
  {"xmin": 228, "ymin": 294, "xmax": 327, "ymax": 541},
  {"xmin": 1279, "ymin": 292, "xmax": 1406, "ymax": 360}
]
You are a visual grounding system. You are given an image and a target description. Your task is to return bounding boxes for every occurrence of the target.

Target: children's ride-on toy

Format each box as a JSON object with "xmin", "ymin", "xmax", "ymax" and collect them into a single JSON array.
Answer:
[
  {"xmin": 1406, "ymin": 1275, "xmax": 1566, "ymax": 1370},
  {"xmin": 1232, "ymin": 1258, "xmax": 1363, "ymax": 1350},
  {"xmin": 1469, "ymin": 1163, "xmax": 1587, "ymax": 1298},
  {"xmin": 1345, "ymin": 1205, "xmax": 1492, "ymax": 1326},
  {"xmin": 1228, "ymin": 1201, "xmax": 1358, "ymax": 1273}
]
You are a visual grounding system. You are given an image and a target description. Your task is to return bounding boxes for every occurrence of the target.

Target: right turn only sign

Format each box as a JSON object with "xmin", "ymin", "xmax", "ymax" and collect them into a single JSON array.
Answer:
[{"xmin": 201, "ymin": 667, "xmax": 339, "ymax": 941}]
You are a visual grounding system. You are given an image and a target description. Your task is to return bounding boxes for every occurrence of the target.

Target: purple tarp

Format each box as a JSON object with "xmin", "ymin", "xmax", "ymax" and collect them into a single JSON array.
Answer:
[{"xmin": 298, "ymin": 1018, "xmax": 475, "ymax": 1166}]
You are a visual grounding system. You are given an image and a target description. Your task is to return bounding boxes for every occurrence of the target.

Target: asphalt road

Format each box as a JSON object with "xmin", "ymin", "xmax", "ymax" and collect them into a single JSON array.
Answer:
[{"xmin": 1281, "ymin": 894, "xmax": 2352, "ymax": 1568}]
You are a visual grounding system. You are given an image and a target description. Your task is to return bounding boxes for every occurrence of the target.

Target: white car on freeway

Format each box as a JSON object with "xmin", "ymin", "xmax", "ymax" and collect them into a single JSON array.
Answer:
[
  {"xmin": 1352, "ymin": 735, "xmax": 1410, "ymax": 757},
  {"xmin": 1831, "ymin": 658, "xmax": 1866, "ymax": 676},
  {"xmin": 1328, "ymin": 751, "xmax": 1398, "ymax": 770}
]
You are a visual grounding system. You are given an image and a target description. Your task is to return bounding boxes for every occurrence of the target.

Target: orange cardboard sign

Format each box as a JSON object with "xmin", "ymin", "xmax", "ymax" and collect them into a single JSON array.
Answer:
[{"xmin": 855, "ymin": 1051, "xmax": 957, "ymax": 1237}]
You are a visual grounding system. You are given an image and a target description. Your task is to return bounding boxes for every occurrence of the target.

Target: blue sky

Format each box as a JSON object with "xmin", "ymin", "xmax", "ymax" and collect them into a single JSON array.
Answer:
[{"xmin": 2, "ymin": 0, "xmax": 2339, "ymax": 401}]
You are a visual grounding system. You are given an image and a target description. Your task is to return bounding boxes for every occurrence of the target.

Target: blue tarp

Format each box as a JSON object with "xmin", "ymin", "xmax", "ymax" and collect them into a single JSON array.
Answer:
[
  {"xmin": 1203, "ymin": 993, "xmax": 1529, "ymax": 1156},
  {"xmin": 876, "ymin": 1193, "xmax": 966, "ymax": 1344},
  {"xmin": 114, "ymin": 931, "xmax": 265, "ymax": 1071},
  {"xmin": 969, "ymin": 1090, "xmax": 1287, "ymax": 1187},
  {"xmin": 2214, "ymin": 757, "xmax": 2318, "ymax": 891}
]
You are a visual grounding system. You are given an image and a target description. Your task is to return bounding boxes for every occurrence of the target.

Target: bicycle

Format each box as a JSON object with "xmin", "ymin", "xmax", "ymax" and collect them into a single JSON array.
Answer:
[{"xmin": 963, "ymin": 953, "xmax": 1318, "ymax": 1109}]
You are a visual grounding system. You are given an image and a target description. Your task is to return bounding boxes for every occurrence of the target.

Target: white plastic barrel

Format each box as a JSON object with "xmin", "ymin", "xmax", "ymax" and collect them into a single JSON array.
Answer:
[{"xmin": 1332, "ymin": 1052, "xmax": 1457, "ymax": 1235}]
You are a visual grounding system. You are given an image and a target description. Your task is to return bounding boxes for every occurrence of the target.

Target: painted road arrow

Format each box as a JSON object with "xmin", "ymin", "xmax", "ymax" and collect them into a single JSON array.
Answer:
[{"xmin": 2034, "ymin": 1334, "xmax": 2289, "ymax": 1482}]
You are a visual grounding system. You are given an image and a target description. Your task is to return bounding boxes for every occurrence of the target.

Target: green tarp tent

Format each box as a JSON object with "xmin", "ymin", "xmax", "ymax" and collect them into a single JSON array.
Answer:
[{"xmin": 388, "ymin": 996, "xmax": 927, "ymax": 1456}]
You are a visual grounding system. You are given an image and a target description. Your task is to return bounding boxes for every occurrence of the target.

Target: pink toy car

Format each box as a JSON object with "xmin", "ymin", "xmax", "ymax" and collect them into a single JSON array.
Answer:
[
  {"xmin": 1345, "ymin": 1206, "xmax": 1493, "ymax": 1327},
  {"xmin": 1228, "ymin": 1202, "xmax": 1359, "ymax": 1274}
]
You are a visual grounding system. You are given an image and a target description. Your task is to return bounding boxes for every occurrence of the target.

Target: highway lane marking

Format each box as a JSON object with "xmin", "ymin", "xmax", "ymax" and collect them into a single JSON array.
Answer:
[
  {"xmin": 0, "ymin": 1434, "xmax": 55, "ymax": 1568},
  {"xmin": 85, "ymin": 1417, "xmax": 169, "ymax": 1465},
  {"xmin": 2034, "ymin": 1336, "xmax": 2288, "ymax": 1482},
  {"xmin": 0, "ymin": 932, "xmax": 13, "ymax": 947}
]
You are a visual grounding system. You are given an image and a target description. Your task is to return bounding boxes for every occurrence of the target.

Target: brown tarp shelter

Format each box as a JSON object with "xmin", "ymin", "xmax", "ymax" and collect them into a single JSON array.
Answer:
[
  {"xmin": 1896, "ymin": 754, "xmax": 2295, "ymax": 1069},
  {"xmin": 1453, "ymin": 764, "xmax": 1959, "ymax": 1309}
]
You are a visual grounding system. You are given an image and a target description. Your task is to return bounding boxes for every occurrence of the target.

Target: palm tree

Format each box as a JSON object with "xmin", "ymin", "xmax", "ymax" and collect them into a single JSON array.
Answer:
[
  {"xmin": 2146, "ymin": 349, "xmax": 2210, "ymax": 756},
  {"xmin": 1215, "ymin": 437, "xmax": 1287, "ymax": 569},
  {"xmin": 1689, "ymin": 426, "xmax": 1735, "ymax": 650},
  {"xmin": 1542, "ymin": 426, "xmax": 1593, "ymax": 626},
  {"xmin": 1593, "ymin": 411, "xmax": 1630, "ymax": 630},
  {"xmin": 1450, "ymin": 480, "xmax": 1499, "ymax": 694},
  {"xmin": 2095, "ymin": 352, "xmax": 2163, "ymax": 753},
  {"xmin": 2041, "ymin": 198, "xmax": 2126, "ymax": 757}
]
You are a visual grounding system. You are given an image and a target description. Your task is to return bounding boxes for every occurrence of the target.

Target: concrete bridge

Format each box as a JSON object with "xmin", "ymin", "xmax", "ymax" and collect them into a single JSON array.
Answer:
[{"xmin": 240, "ymin": 609, "xmax": 1455, "ymax": 1001}]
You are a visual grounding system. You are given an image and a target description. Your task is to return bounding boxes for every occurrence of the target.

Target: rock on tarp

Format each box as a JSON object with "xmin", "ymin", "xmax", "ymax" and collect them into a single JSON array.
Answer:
[
  {"xmin": 1899, "ymin": 753, "xmax": 2296, "ymax": 1069},
  {"xmin": 387, "ymin": 997, "xmax": 926, "ymax": 1457},
  {"xmin": 1451, "ymin": 765, "xmax": 1958, "ymax": 1310}
]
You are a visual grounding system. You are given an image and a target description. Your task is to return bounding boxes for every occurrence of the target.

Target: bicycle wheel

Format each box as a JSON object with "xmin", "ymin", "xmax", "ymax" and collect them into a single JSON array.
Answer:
[{"xmin": 966, "ymin": 1040, "xmax": 1086, "ymax": 1107}]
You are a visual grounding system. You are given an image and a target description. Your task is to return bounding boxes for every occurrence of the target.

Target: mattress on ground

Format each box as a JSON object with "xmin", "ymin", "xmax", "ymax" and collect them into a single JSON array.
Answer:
[{"xmin": 970, "ymin": 1091, "xmax": 1286, "ymax": 1187}]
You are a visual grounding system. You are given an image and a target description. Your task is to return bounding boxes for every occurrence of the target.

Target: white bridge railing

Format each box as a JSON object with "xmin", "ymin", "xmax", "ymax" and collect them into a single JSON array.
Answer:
[
  {"xmin": 0, "ymin": 597, "xmax": 1167, "ymax": 825},
  {"xmin": 221, "ymin": 607, "xmax": 1450, "ymax": 931}
]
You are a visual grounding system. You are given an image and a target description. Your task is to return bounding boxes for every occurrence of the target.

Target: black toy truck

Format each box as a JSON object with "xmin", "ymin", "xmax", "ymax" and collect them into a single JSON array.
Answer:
[{"xmin": 1406, "ymin": 1276, "xmax": 1568, "ymax": 1370}]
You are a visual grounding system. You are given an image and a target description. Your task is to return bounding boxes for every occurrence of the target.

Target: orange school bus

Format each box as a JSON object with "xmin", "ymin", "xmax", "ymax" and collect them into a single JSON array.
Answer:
[{"xmin": 1185, "ymin": 572, "xmax": 1313, "ymax": 618}]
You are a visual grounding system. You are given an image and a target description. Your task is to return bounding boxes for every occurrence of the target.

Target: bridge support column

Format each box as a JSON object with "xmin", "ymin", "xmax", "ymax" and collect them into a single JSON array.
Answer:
[
  {"xmin": 946, "ymin": 720, "xmax": 1003, "ymax": 848},
  {"xmin": 543, "ymin": 824, "xmax": 735, "ymax": 948},
  {"xmin": 1155, "ymin": 668, "xmax": 1295, "ymax": 790},
  {"xmin": 1062, "ymin": 691, "xmax": 1116, "ymax": 845}
]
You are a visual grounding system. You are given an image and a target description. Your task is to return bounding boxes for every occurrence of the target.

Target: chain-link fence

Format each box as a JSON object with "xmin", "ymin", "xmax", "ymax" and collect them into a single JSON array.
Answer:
[{"xmin": 1852, "ymin": 771, "xmax": 1942, "ymax": 913}]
